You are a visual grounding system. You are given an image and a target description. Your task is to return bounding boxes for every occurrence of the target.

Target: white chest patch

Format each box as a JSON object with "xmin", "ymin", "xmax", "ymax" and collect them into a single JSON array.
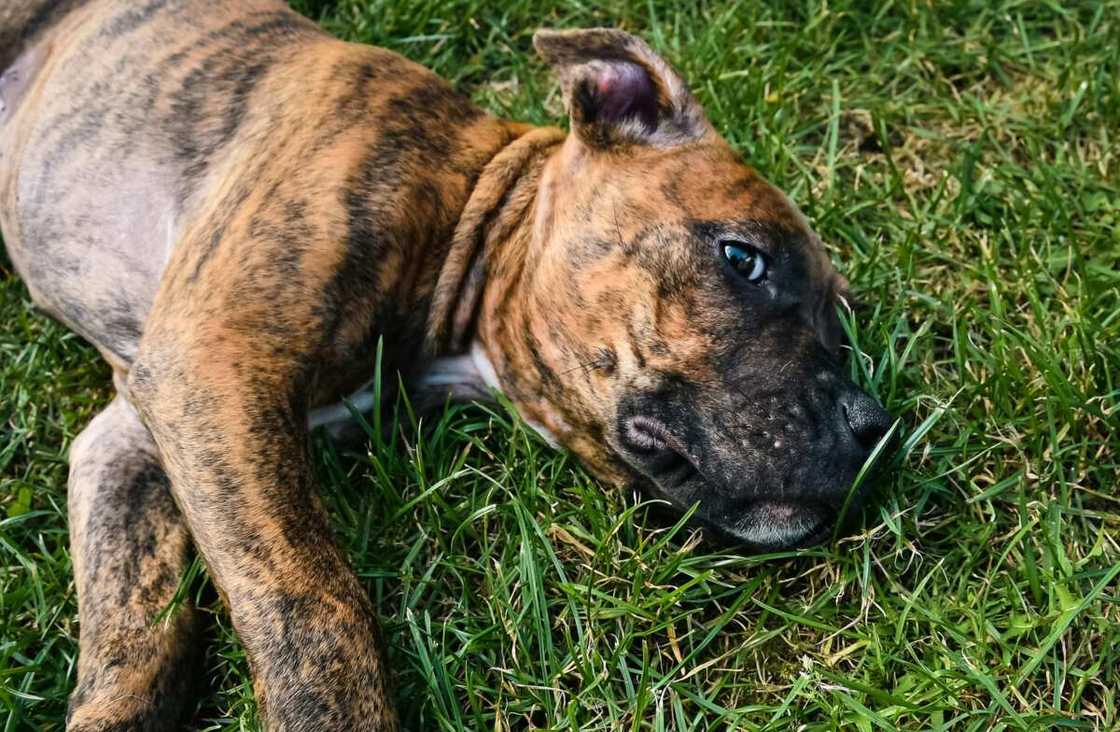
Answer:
[
  {"xmin": 306, "ymin": 341, "xmax": 560, "ymax": 448},
  {"xmin": 306, "ymin": 379, "xmax": 379, "ymax": 437}
]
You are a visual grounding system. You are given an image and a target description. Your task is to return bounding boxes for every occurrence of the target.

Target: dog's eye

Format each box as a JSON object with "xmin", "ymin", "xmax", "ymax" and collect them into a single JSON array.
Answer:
[{"xmin": 721, "ymin": 240, "xmax": 768, "ymax": 282}]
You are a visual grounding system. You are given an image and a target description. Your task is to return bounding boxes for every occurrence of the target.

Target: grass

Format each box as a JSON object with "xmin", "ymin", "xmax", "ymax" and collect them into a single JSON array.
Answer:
[{"xmin": 2, "ymin": 0, "xmax": 1118, "ymax": 729}]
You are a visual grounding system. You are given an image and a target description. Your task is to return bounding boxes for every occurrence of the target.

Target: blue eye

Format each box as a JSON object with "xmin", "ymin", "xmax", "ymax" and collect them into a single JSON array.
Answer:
[{"xmin": 721, "ymin": 240, "xmax": 768, "ymax": 282}]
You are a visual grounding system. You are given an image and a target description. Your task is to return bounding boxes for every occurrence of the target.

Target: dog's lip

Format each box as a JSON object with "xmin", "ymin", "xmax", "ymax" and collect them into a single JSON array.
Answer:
[
  {"xmin": 621, "ymin": 415, "xmax": 676, "ymax": 454},
  {"xmin": 719, "ymin": 500, "xmax": 832, "ymax": 550},
  {"xmin": 617, "ymin": 416, "xmax": 700, "ymax": 489}
]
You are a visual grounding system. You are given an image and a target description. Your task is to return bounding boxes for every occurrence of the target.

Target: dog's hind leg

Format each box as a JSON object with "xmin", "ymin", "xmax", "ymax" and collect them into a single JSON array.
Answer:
[{"xmin": 65, "ymin": 392, "xmax": 198, "ymax": 731}]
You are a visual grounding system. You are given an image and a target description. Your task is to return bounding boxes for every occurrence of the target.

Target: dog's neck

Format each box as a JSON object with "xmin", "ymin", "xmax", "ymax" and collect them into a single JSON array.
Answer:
[
  {"xmin": 314, "ymin": 126, "xmax": 564, "ymax": 439},
  {"xmin": 426, "ymin": 125, "xmax": 565, "ymax": 355},
  {"xmin": 416, "ymin": 124, "xmax": 566, "ymax": 442}
]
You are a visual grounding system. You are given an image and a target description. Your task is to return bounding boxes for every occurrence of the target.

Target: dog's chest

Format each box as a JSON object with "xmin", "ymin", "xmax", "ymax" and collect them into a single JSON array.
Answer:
[
  {"xmin": 310, "ymin": 343, "xmax": 489, "ymax": 427},
  {"xmin": 307, "ymin": 341, "xmax": 561, "ymax": 448}
]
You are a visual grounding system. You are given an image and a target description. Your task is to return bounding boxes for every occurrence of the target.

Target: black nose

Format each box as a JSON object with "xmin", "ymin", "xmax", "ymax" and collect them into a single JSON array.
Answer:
[{"xmin": 840, "ymin": 388, "xmax": 893, "ymax": 451}]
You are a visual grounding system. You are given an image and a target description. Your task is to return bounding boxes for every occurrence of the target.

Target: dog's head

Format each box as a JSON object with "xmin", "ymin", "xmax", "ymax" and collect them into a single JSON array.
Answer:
[{"xmin": 476, "ymin": 29, "xmax": 892, "ymax": 550}]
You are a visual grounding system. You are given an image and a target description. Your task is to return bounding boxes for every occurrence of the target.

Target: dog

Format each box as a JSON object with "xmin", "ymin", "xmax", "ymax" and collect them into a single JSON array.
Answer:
[{"xmin": 0, "ymin": 1, "xmax": 893, "ymax": 728}]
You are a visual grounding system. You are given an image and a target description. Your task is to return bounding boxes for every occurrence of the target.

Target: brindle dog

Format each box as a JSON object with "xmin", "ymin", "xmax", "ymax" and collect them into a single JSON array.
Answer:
[{"xmin": 0, "ymin": 1, "xmax": 892, "ymax": 728}]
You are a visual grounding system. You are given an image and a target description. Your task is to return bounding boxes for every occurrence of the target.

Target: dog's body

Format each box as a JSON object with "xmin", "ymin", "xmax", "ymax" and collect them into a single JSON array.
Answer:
[{"xmin": 1, "ymin": 1, "xmax": 891, "ymax": 728}]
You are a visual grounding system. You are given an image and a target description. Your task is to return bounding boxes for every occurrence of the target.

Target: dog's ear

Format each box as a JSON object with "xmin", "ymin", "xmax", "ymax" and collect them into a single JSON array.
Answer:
[{"xmin": 533, "ymin": 28, "xmax": 711, "ymax": 149}]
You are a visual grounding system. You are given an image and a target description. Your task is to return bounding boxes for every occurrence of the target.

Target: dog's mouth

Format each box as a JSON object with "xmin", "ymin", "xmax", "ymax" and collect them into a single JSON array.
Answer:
[
  {"xmin": 720, "ymin": 500, "xmax": 832, "ymax": 550},
  {"xmin": 618, "ymin": 415, "xmax": 833, "ymax": 551}
]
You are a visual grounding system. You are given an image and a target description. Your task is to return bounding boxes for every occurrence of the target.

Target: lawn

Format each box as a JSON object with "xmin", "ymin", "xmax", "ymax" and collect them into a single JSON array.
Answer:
[{"xmin": 2, "ymin": 0, "xmax": 1118, "ymax": 729}]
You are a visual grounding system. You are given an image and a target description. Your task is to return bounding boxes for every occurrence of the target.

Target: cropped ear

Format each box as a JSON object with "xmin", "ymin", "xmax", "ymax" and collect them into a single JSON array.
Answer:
[{"xmin": 533, "ymin": 28, "xmax": 711, "ymax": 149}]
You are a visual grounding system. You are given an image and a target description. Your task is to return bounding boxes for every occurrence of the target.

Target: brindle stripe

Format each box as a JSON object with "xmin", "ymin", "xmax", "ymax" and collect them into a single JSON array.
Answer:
[
  {"xmin": 100, "ymin": 0, "xmax": 171, "ymax": 38},
  {"xmin": 164, "ymin": 14, "xmax": 321, "ymax": 184}
]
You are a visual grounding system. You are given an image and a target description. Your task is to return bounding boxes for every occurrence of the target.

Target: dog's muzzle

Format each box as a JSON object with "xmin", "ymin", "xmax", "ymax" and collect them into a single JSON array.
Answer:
[{"xmin": 615, "ymin": 381, "xmax": 893, "ymax": 551}]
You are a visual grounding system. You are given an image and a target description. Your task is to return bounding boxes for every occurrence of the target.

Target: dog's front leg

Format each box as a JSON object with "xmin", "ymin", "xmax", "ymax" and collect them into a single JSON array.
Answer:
[{"xmin": 125, "ymin": 323, "xmax": 398, "ymax": 731}]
